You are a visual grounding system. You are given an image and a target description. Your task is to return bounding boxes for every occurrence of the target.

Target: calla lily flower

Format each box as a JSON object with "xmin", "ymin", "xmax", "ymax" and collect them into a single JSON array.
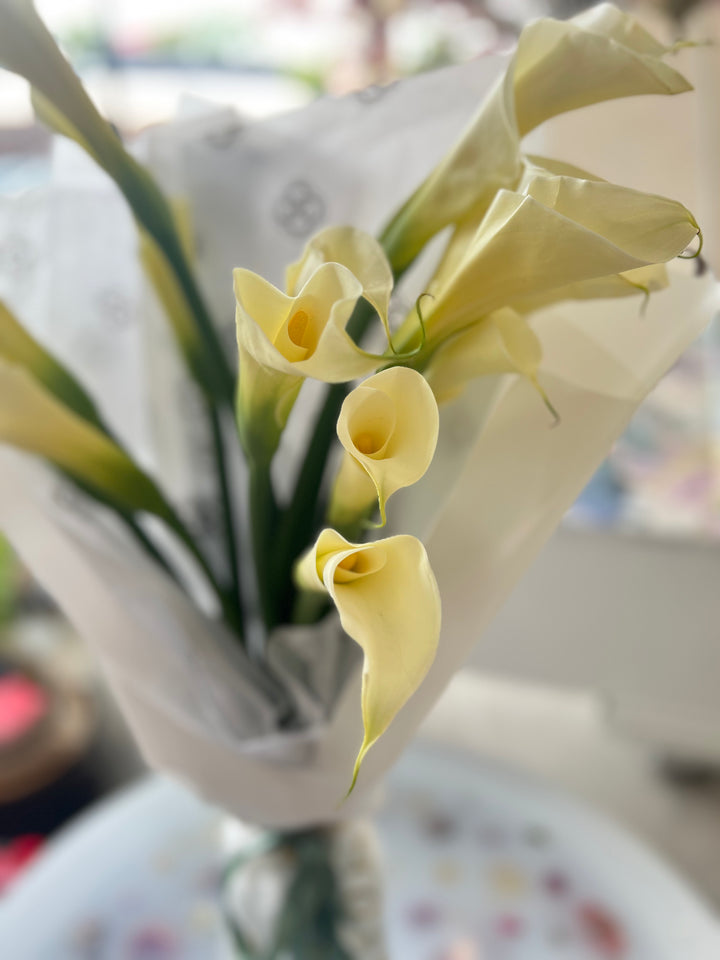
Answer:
[
  {"xmin": 425, "ymin": 308, "xmax": 543, "ymax": 406},
  {"xmin": 286, "ymin": 226, "xmax": 394, "ymax": 341},
  {"xmin": 0, "ymin": 299, "xmax": 103, "ymax": 429},
  {"xmin": 234, "ymin": 236, "xmax": 392, "ymax": 458},
  {"xmin": 0, "ymin": 359, "xmax": 170, "ymax": 519},
  {"xmin": 296, "ymin": 528, "xmax": 441, "ymax": 792},
  {"xmin": 328, "ymin": 367, "xmax": 439, "ymax": 530},
  {"xmin": 0, "ymin": 0, "xmax": 232, "ymax": 404},
  {"xmin": 381, "ymin": 3, "xmax": 692, "ymax": 273},
  {"xmin": 395, "ymin": 176, "xmax": 699, "ymax": 357}
]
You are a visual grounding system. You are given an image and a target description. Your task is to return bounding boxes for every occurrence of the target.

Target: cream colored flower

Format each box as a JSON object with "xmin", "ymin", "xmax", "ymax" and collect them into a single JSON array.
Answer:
[
  {"xmin": 381, "ymin": 3, "xmax": 692, "ymax": 273},
  {"xmin": 296, "ymin": 528, "xmax": 441, "ymax": 792},
  {"xmin": 328, "ymin": 367, "xmax": 439, "ymax": 529},
  {"xmin": 286, "ymin": 226, "xmax": 394, "ymax": 340},
  {"xmin": 234, "ymin": 228, "xmax": 394, "ymax": 458},
  {"xmin": 424, "ymin": 308, "xmax": 543, "ymax": 406},
  {"xmin": 394, "ymin": 176, "xmax": 699, "ymax": 358}
]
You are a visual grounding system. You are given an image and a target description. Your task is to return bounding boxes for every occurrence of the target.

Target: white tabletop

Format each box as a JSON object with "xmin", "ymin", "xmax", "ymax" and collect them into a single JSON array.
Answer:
[{"xmin": 2, "ymin": 741, "xmax": 720, "ymax": 959}]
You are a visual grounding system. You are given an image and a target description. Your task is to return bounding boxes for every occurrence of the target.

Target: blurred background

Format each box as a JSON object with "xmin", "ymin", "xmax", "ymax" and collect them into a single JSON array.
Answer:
[{"xmin": 1, "ymin": 0, "xmax": 720, "ymax": 924}]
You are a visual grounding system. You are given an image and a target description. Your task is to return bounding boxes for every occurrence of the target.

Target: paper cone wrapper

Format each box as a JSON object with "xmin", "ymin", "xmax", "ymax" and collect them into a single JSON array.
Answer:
[{"xmin": 0, "ymin": 53, "xmax": 717, "ymax": 826}]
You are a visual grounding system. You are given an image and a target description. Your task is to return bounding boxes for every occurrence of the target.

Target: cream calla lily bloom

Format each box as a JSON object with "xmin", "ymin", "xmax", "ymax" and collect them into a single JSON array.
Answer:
[
  {"xmin": 0, "ymin": 359, "xmax": 169, "ymax": 519},
  {"xmin": 296, "ymin": 528, "xmax": 441, "ymax": 792},
  {"xmin": 381, "ymin": 3, "xmax": 692, "ymax": 273},
  {"xmin": 235, "ymin": 262, "xmax": 380, "ymax": 382},
  {"xmin": 425, "ymin": 308, "xmax": 543, "ymax": 406},
  {"xmin": 234, "ymin": 232, "xmax": 393, "ymax": 457},
  {"xmin": 286, "ymin": 226, "xmax": 394, "ymax": 340},
  {"xmin": 329, "ymin": 367, "xmax": 439, "ymax": 530},
  {"xmin": 395, "ymin": 176, "xmax": 699, "ymax": 356}
]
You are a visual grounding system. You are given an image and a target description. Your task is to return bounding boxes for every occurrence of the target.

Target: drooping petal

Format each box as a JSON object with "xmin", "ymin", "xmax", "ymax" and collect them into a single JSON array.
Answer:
[
  {"xmin": 330, "ymin": 367, "xmax": 439, "ymax": 527},
  {"xmin": 296, "ymin": 529, "xmax": 441, "ymax": 792},
  {"xmin": 513, "ymin": 263, "xmax": 669, "ymax": 315},
  {"xmin": 286, "ymin": 226, "xmax": 394, "ymax": 341},
  {"xmin": 523, "ymin": 176, "xmax": 698, "ymax": 263},
  {"xmin": 0, "ymin": 359, "xmax": 169, "ymax": 519},
  {"xmin": 425, "ymin": 308, "xmax": 543, "ymax": 405},
  {"xmin": 512, "ymin": 5, "xmax": 691, "ymax": 137},
  {"xmin": 0, "ymin": 299, "xmax": 102, "ymax": 429},
  {"xmin": 410, "ymin": 179, "xmax": 698, "ymax": 347},
  {"xmin": 380, "ymin": 4, "xmax": 691, "ymax": 273}
]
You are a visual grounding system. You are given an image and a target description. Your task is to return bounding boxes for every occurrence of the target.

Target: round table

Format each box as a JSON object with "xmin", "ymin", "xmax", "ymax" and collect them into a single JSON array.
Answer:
[{"xmin": 2, "ymin": 742, "xmax": 719, "ymax": 959}]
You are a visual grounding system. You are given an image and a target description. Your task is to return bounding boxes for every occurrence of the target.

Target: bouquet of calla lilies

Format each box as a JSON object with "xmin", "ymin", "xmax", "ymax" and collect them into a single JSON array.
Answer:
[{"xmin": 0, "ymin": 1, "xmax": 716, "ymax": 821}]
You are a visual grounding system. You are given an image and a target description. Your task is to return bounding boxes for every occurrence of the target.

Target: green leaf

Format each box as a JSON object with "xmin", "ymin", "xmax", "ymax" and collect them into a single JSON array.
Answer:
[
  {"xmin": 0, "ymin": 358, "xmax": 171, "ymax": 520},
  {"xmin": 0, "ymin": 0, "xmax": 233, "ymax": 405},
  {"xmin": 0, "ymin": 298, "xmax": 104, "ymax": 429}
]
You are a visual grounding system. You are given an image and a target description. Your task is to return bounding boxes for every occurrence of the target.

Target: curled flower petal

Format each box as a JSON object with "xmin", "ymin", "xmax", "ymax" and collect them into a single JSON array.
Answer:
[
  {"xmin": 401, "ymin": 178, "xmax": 699, "ymax": 350},
  {"xmin": 425, "ymin": 308, "xmax": 543, "ymax": 405},
  {"xmin": 235, "ymin": 262, "xmax": 383, "ymax": 383},
  {"xmin": 234, "ymin": 258, "xmax": 389, "ymax": 458},
  {"xmin": 513, "ymin": 263, "xmax": 669, "ymax": 315},
  {"xmin": 512, "ymin": 4, "xmax": 691, "ymax": 137},
  {"xmin": 0, "ymin": 359, "xmax": 169, "ymax": 519},
  {"xmin": 286, "ymin": 226, "xmax": 394, "ymax": 340},
  {"xmin": 329, "ymin": 367, "xmax": 439, "ymax": 528},
  {"xmin": 296, "ymin": 529, "xmax": 441, "ymax": 792},
  {"xmin": 381, "ymin": 4, "xmax": 691, "ymax": 273}
]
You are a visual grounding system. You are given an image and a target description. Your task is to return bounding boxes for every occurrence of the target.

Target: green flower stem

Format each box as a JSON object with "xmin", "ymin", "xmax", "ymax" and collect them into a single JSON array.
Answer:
[
  {"xmin": 275, "ymin": 381, "xmax": 347, "ymax": 624},
  {"xmin": 291, "ymin": 587, "xmax": 331, "ymax": 627},
  {"xmin": 223, "ymin": 828, "xmax": 354, "ymax": 960},
  {"xmin": 162, "ymin": 499, "xmax": 244, "ymax": 640},
  {"xmin": 116, "ymin": 510, "xmax": 181, "ymax": 584},
  {"xmin": 248, "ymin": 454, "xmax": 280, "ymax": 644},
  {"xmin": 208, "ymin": 404, "xmax": 243, "ymax": 627},
  {"xmin": 158, "ymin": 235, "xmax": 235, "ymax": 408}
]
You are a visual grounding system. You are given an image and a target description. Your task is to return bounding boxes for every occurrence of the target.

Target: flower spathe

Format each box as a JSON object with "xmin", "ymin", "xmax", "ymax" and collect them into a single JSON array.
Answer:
[
  {"xmin": 424, "ymin": 308, "xmax": 543, "ymax": 406},
  {"xmin": 286, "ymin": 226, "xmax": 394, "ymax": 339},
  {"xmin": 395, "ymin": 176, "xmax": 700, "ymax": 358},
  {"xmin": 381, "ymin": 2, "xmax": 693, "ymax": 273},
  {"xmin": 329, "ymin": 367, "xmax": 439, "ymax": 530},
  {"xmin": 296, "ymin": 529, "xmax": 441, "ymax": 792},
  {"xmin": 234, "ymin": 228, "xmax": 394, "ymax": 459}
]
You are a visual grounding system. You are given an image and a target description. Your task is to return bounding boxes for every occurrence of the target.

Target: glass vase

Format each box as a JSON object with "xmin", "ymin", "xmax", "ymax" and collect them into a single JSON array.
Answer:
[{"xmin": 221, "ymin": 816, "xmax": 387, "ymax": 959}]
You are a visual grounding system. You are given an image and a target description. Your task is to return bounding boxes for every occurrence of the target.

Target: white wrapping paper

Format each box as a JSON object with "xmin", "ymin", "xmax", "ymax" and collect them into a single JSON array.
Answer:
[{"xmin": 0, "ymin": 55, "xmax": 717, "ymax": 827}]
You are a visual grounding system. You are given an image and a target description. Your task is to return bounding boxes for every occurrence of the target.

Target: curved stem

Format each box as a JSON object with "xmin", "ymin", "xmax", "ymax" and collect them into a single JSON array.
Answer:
[
  {"xmin": 163, "ymin": 502, "xmax": 243, "ymax": 639},
  {"xmin": 208, "ymin": 404, "xmax": 243, "ymax": 623},
  {"xmin": 248, "ymin": 455, "xmax": 280, "ymax": 644}
]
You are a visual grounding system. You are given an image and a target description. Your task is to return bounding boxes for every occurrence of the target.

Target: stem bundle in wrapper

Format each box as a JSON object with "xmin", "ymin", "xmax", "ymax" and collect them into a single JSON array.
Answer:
[{"xmin": 0, "ymin": 1, "xmax": 717, "ymax": 950}]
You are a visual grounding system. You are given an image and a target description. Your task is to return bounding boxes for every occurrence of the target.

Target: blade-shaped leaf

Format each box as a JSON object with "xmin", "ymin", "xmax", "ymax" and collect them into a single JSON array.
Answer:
[
  {"xmin": 0, "ymin": 298, "xmax": 103, "ymax": 429},
  {"xmin": 0, "ymin": 358, "xmax": 170, "ymax": 520},
  {"xmin": 0, "ymin": 0, "xmax": 232, "ymax": 404}
]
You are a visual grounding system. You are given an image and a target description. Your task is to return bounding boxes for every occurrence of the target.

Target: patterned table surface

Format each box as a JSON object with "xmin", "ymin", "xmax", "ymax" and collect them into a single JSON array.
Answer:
[{"xmin": 2, "ymin": 742, "xmax": 720, "ymax": 960}]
